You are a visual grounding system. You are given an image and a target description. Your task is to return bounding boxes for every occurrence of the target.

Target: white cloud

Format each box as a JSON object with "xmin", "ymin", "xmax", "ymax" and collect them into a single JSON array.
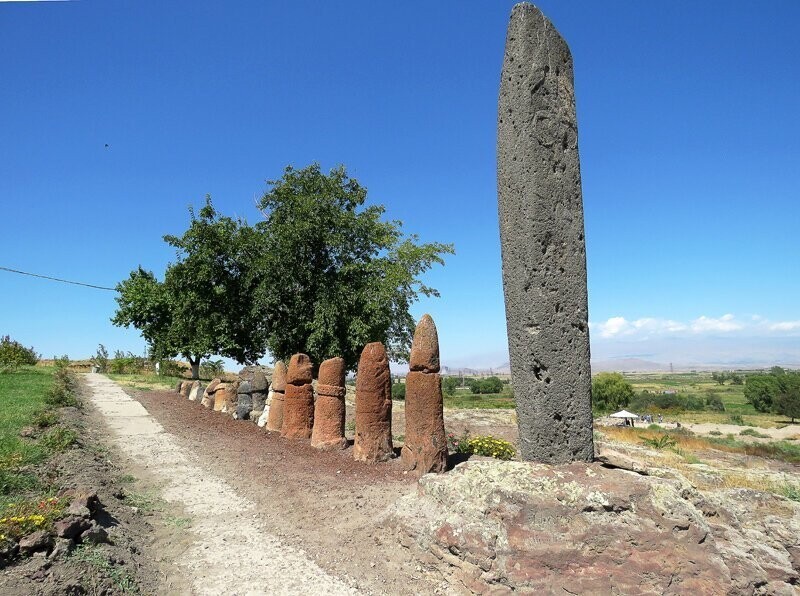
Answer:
[
  {"xmin": 591, "ymin": 313, "xmax": 800, "ymax": 341},
  {"xmin": 769, "ymin": 321, "xmax": 800, "ymax": 332},
  {"xmin": 690, "ymin": 314, "xmax": 743, "ymax": 333}
]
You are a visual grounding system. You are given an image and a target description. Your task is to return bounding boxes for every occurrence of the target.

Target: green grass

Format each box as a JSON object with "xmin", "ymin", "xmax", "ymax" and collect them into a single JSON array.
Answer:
[
  {"xmin": 0, "ymin": 367, "xmax": 55, "ymax": 499},
  {"xmin": 70, "ymin": 544, "xmax": 139, "ymax": 593},
  {"xmin": 444, "ymin": 388, "xmax": 515, "ymax": 409}
]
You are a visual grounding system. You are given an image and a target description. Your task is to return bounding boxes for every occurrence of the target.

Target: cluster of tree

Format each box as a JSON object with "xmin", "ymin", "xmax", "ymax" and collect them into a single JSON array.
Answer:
[
  {"xmin": 592, "ymin": 372, "xmax": 724, "ymax": 413},
  {"xmin": 744, "ymin": 367, "xmax": 800, "ymax": 422},
  {"xmin": 0, "ymin": 335, "xmax": 39, "ymax": 371},
  {"xmin": 113, "ymin": 164, "xmax": 453, "ymax": 379},
  {"xmin": 711, "ymin": 371, "xmax": 743, "ymax": 385},
  {"xmin": 467, "ymin": 376, "xmax": 504, "ymax": 395}
]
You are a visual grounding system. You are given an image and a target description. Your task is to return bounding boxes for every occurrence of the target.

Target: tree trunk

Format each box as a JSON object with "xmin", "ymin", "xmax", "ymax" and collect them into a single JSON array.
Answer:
[{"xmin": 189, "ymin": 357, "xmax": 200, "ymax": 380}]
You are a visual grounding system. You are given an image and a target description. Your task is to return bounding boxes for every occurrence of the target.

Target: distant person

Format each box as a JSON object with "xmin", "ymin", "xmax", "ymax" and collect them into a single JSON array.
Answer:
[{"xmin": 659, "ymin": 414, "xmax": 663, "ymax": 424}]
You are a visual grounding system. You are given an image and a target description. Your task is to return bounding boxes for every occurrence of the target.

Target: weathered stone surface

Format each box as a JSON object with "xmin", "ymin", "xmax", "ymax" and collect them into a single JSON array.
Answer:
[
  {"xmin": 188, "ymin": 381, "xmax": 204, "ymax": 402},
  {"xmin": 175, "ymin": 380, "xmax": 183, "ymax": 393},
  {"xmin": 353, "ymin": 342, "xmax": 393, "ymax": 463},
  {"xmin": 80, "ymin": 522, "xmax": 109, "ymax": 545},
  {"xmin": 271, "ymin": 361, "xmax": 287, "ymax": 393},
  {"xmin": 238, "ymin": 380, "xmax": 252, "ymax": 394},
  {"xmin": 265, "ymin": 390, "xmax": 284, "ymax": 431},
  {"xmin": 256, "ymin": 402, "xmax": 270, "ymax": 428},
  {"xmin": 251, "ymin": 370, "xmax": 268, "ymax": 392},
  {"xmin": 179, "ymin": 381, "xmax": 192, "ymax": 398},
  {"xmin": 235, "ymin": 393, "xmax": 253, "ymax": 420},
  {"xmin": 213, "ymin": 383, "xmax": 236, "ymax": 413},
  {"xmin": 205, "ymin": 378, "xmax": 222, "ymax": 394},
  {"xmin": 200, "ymin": 393, "xmax": 214, "ymax": 409},
  {"xmin": 19, "ymin": 530, "xmax": 53, "ymax": 555},
  {"xmin": 401, "ymin": 372, "xmax": 447, "ymax": 475},
  {"xmin": 251, "ymin": 390, "xmax": 267, "ymax": 417},
  {"xmin": 281, "ymin": 383, "xmax": 314, "ymax": 439},
  {"xmin": 408, "ymin": 314, "xmax": 440, "ymax": 373},
  {"xmin": 386, "ymin": 461, "xmax": 800, "ymax": 594},
  {"xmin": 285, "ymin": 353, "xmax": 313, "ymax": 386},
  {"xmin": 497, "ymin": 3, "xmax": 593, "ymax": 463},
  {"xmin": 311, "ymin": 357, "xmax": 347, "ymax": 451},
  {"xmin": 54, "ymin": 516, "xmax": 91, "ymax": 540}
]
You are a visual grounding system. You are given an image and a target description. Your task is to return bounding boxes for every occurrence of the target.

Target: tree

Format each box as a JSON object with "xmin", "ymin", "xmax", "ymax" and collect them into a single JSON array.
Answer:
[
  {"xmin": 592, "ymin": 372, "xmax": 635, "ymax": 411},
  {"xmin": 91, "ymin": 344, "xmax": 109, "ymax": 373},
  {"xmin": 774, "ymin": 373, "xmax": 800, "ymax": 422},
  {"xmin": 711, "ymin": 371, "xmax": 728, "ymax": 385},
  {"xmin": 113, "ymin": 198, "xmax": 266, "ymax": 378},
  {"xmin": 744, "ymin": 373, "xmax": 780, "ymax": 413},
  {"xmin": 729, "ymin": 372, "xmax": 743, "ymax": 385},
  {"xmin": 254, "ymin": 164, "xmax": 453, "ymax": 371},
  {"xmin": 442, "ymin": 376, "xmax": 459, "ymax": 397}
]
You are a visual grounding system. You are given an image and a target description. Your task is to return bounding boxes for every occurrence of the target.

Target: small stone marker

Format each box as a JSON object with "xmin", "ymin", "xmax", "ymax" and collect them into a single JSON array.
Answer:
[
  {"xmin": 281, "ymin": 354, "xmax": 315, "ymax": 439},
  {"xmin": 353, "ymin": 342, "xmax": 393, "ymax": 463},
  {"xmin": 175, "ymin": 380, "xmax": 183, "ymax": 393},
  {"xmin": 497, "ymin": 3, "xmax": 593, "ymax": 463},
  {"xmin": 188, "ymin": 381, "xmax": 204, "ymax": 402},
  {"xmin": 401, "ymin": 314, "xmax": 447, "ymax": 475},
  {"xmin": 213, "ymin": 383, "xmax": 237, "ymax": 413},
  {"xmin": 251, "ymin": 369, "xmax": 269, "ymax": 420},
  {"xmin": 311, "ymin": 357, "xmax": 348, "ymax": 451},
  {"xmin": 201, "ymin": 378, "xmax": 221, "ymax": 409},
  {"xmin": 266, "ymin": 362, "xmax": 287, "ymax": 432},
  {"xmin": 179, "ymin": 381, "xmax": 192, "ymax": 398}
]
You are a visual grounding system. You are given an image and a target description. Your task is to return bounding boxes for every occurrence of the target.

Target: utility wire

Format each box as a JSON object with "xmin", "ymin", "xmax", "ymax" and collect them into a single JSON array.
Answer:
[{"xmin": 0, "ymin": 266, "xmax": 117, "ymax": 291}]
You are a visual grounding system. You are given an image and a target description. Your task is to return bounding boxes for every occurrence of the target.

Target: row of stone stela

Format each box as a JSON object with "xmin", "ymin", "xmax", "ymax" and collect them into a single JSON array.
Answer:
[{"xmin": 173, "ymin": 314, "xmax": 448, "ymax": 476}]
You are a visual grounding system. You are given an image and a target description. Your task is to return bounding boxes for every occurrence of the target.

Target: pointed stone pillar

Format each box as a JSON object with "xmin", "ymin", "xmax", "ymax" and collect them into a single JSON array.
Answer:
[
  {"xmin": 401, "ymin": 314, "xmax": 447, "ymax": 475},
  {"xmin": 353, "ymin": 342, "xmax": 393, "ymax": 463},
  {"xmin": 497, "ymin": 3, "xmax": 594, "ymax": 463}
]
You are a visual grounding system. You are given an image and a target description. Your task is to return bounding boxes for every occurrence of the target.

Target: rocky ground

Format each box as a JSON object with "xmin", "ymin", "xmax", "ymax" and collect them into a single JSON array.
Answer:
[{"xmin": 5, "ymin": 375, "xmax": 799, "ymax": 595}]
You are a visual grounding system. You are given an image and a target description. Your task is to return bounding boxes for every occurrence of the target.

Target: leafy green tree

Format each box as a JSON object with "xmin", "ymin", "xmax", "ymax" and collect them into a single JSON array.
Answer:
[
  {"xmin": 254, "ymin": 164, "xmax": 453, "ymax": 371},
  {"xmin": 711, "ymin": 371, "xmax": 728, "ymax": 385},
  {"xmin": 0, "ymin": 335, "xmax": 39, "ymax": 371},
  {"xmin": 729, "ymin": 372, "xmax": 743, "ymax": 385},
  {"xmin": 592, "ymin": 372, "xmax": 635, "ymax": 411},
  {"xmin": 392, "ymin": 382, "xmax": 406, "ymax": 400},
  {"xmin": 113, "ymin": 198, "xmax": 266, "ymax": 378},
  {"xmin": 442, "ymin": 376, "xmax": 459, "ymax": 397},
  {"xmin": 91, "ymin": 344, "xmax": 109, "ymax": 373},
  {"xmin": 774, "ymin": 373, "xmax": 800, "ymax": 422},
  {"xmin": 744, "ymin": 374, "xmax": 780, "ymax": 413}
]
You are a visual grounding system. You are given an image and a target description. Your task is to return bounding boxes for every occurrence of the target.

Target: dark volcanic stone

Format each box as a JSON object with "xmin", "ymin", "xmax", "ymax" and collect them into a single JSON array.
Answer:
[{"xmin": 497, "ymin": 3, "xmax": 593, "ymax": 463}]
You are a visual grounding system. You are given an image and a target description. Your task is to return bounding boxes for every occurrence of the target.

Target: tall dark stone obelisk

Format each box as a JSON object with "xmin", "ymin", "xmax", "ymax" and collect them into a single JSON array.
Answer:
[{"xmin": 497, "ymin": 3, "xmax": 593, "ymax": 463}]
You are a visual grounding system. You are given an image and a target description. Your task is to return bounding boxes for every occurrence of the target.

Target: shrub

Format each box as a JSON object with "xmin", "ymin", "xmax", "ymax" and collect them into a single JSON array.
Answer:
[
  {"xmin": 159, "ymin": 359, "xmax": 184, "ymax": 377},
  {"xmin": 468, "ymin": 376, "xmax": 503, "ymax": 395},
  {"xmin": 740, "ymin": 428, "xmax": 770, "ymax": 439},
  {"xmin": 32, "ymin": 410, "xmax": 58, "ymax": 428},
  {"xmin": 442, "ymin": 376, "xmax": 459, "ymax": 397},
  {"xmin": 39, "ymin": 427, "xmax": 78, "ymax": 451},
  {"xmin": 709, "ymin": 430, "xmax": 723, "ymax": 436},
  {"xmin": 91, "ymin": 344, "xmax": 109, "ymax": 373},
  {"xmin": 447, "ymin": 430, "xmax": 472, "ymax": 454},
  {"xmin": 447, "ymin": 430, "xmax": 515, "ymax": 460},
  {"xmin": 467, "ymin": 435, "xmax": 515, "ymax": 460},
  {"xmin": 45, "ymin": 368, "xmax": 79, "ymax": 407},
  {"xmin": 629, "ymin": 391, "xmax": 705, "ymax": 413},
  {"xmin": 391, "ymin": 382, "xmax": 406, "ymax": 400},
  {"xmin": 592, "ymin": 372, "xmax": 634, "ymax": 410},
  {"xmin": 705, "ymin": 392, "xmax": 725, "ymax": 412},
  {"xmin": 728, "ymin": 414, "xmax": 746, "ymax": 425},
  {"xmin": 640, "ymin": 434, "xmax": 677, "ymax": 450},
  {"xmin": 0, "ymin": 336, "xmax": 39, "ymax": 371},
  {"xmin": 200, "ymin": 359, "xmax": 224, "ymax": 378}
]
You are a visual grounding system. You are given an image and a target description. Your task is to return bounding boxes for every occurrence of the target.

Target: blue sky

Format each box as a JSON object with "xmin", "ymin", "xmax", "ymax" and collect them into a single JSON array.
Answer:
[{"xmin": 1, "ymin": 0, "xmax": 798, "ymax": 369}]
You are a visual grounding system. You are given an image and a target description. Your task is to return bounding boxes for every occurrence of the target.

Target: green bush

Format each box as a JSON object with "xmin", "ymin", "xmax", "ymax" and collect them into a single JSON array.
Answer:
[
  {"xmin": 630, "ymin": 391, "xmax": 705, "ymax": 412},
  {"xmin": 200, "ymin": 359, "xmax": 225, "ymax": 378},
  {"xmin": 39, "ymin": 427, "xmax": 78, "ymax": 451},
  {"xmin": 159, "ymin": 359, "xmax": 184, "ymax": 377},
  {"xmin": 91, "ymin": 344, "xmax": 109, "ymax": 373},
  {"xmin": 45, "ymin": 368, "xmax": 79, "ymax": 408},
  {"xmin": 442, "ymin": 376, "xmax": 459, "ymax": 397},
  {"xmin": 0, "ymin": 336, "xmax": 39, "ymax": 371},
  {"xmin": 592, "ymin": 372, "xmax": 634, "ymax": 410},
  {"xmin": 728, "ymin": 414, "xmax": 746, "ymax": 425},
  {"xmin": 447, "ymin": 430, "xmax": 515, "ymax": 460},
  {"xmin": 740, "ymin": 428, "xmax": 770, "ymax": 439},
  {"xmin": 468, "ymin": 376, "xmax": 503, "ymax": 395},
  {"xmin": 391, "ymin": 382, "xmax": 406, "ymax": 400},
  {"xmin": 705, "ymin": 392, "xmax": 725, "ymax": 412}
]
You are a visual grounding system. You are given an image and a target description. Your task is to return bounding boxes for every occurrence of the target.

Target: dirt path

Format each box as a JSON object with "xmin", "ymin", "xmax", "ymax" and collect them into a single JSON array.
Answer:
[{"xmin": 85, "ymin": 373, "xmax": 363, "ymax": 595}]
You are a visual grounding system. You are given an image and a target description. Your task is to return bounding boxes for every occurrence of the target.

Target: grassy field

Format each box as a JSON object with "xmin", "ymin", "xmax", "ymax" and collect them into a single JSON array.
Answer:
[
  {"xmin": 443, "ymin": 387, "xmax": 515, "ymax": 409},
  {"xmin": 0, "ymin": 367, "xmax": 54, "ymax": 500},
  {"xmin": 622, "ymin": 371, "xmax": 788, "ymax": 428},
  {"xmin": 107, "ymin": 373, "xmax": 185, "ymax": 393}
]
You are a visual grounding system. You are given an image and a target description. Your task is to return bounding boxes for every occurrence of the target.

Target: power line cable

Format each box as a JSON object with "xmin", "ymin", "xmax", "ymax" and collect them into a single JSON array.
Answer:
[{"xmin": 0, "ymin": 266, "xmax": 117, "ymax": 291}]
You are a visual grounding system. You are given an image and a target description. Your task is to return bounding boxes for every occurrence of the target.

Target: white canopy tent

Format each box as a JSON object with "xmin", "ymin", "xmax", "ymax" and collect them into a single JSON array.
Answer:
[{"xmin": 609, "ymin": 410, "xmax": 640, "ymax": 427}]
